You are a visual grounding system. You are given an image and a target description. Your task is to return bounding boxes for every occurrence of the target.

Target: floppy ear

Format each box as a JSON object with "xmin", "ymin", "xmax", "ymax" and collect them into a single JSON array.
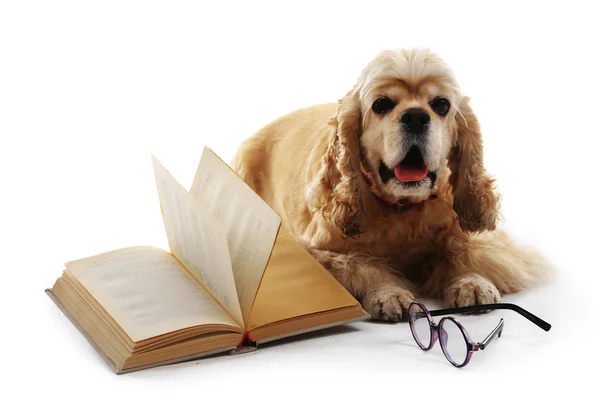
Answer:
[
  {"xmin": 307, "ymin": 89, "xmax": 363, "ymax": 238},
  {"xmin": 449, "ymin": 97, "xmax": 500, "ymax": 232}
]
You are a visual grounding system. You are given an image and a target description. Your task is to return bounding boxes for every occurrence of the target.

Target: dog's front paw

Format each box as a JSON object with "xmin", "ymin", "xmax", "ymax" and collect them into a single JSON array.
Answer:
[
  {"xmin": 362, "ymin": 284, "xmax": 415, "ymax": 322},
  {"xmin": 444, "ymin": 274, "xmax": 501, "ymax": 307}
]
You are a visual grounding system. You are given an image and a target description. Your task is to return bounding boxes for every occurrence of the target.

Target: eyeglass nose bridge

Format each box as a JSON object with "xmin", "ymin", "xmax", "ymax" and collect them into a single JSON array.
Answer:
[{"xmin": 429, "ymin": 321, "xmax": 440, "ymax": 348}]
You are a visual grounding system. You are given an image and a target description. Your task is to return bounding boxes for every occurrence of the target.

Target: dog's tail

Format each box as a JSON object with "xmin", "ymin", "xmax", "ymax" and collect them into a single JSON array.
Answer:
[{"xmin": 464, "ymin": 230, "xmax": 555, "ymax": 294}]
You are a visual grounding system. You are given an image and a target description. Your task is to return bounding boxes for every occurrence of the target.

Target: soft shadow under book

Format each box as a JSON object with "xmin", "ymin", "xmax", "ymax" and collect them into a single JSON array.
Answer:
[{"xmin": 46, "ymin": 147, "xmax": 367, "ymax": 374}]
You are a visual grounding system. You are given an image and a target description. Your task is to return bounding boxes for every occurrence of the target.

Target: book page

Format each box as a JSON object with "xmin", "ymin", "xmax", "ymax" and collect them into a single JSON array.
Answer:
[
  {"xmin": 66, "ymin": 247, "xmax": 241, "ymax": 343},
  {"xmin": 152, "ymin": 156, "xmax": 244, "ymax": 327},
  {"xmin": 190, "ymin": 147, "xmax": 281, "ymax": 324},
  {"xmin": 247, "ymin": 228, "xmax": 362, "ymax": 332}
]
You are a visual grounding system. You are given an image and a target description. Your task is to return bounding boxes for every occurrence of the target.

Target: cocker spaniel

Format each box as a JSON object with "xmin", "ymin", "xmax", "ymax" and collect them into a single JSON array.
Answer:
[{"xmin": 231, "ymin": 48, "xmax": 549, "ymax": 321}]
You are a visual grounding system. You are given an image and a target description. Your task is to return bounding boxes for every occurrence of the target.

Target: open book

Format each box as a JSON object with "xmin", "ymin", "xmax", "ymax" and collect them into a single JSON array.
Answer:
[{"xmin": 47, "ymin": 147, "xmax": 367, "ymax": 374}]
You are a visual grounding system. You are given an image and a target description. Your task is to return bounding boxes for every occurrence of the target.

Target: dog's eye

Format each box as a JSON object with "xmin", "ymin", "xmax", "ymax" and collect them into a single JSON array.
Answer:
[
  {"xmin": 429, "ymin": 97, "xmax": 450, "ymax": 116},
  {"xmin": 372, "ymin": 97, "xmax": 396, "ymax": 115}
]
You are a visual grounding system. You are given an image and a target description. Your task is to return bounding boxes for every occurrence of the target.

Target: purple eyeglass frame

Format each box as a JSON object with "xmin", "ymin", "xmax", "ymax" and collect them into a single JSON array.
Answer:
[{"xmin": 408, "ymin": 301, "xmax": 551, "ymax": 368}]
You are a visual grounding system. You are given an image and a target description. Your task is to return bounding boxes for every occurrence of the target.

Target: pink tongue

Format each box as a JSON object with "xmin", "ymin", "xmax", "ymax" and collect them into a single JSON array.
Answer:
[{"xmin": 394, "ymin": 165, "xmax": 428, "ymax": 182}]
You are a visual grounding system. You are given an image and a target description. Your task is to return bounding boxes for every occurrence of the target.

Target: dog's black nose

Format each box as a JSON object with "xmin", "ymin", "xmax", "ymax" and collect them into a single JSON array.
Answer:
[{"xmin": 400, "ymin": 108, "xmax": 430, "ymax": 134}]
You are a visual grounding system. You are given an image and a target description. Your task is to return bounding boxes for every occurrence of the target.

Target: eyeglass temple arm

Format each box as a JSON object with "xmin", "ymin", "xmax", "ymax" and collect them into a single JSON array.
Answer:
[
  {"xmin": 477, "ymin": 318, "xmax": 504, "ymax": 350},
  {"xmin": 428, "ymin": 303, "xmax": 551, "ymax": 331}
]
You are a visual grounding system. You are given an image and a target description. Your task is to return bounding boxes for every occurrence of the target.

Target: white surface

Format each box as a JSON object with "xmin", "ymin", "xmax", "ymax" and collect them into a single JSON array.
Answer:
[{"xmin": 1, "ymin": 1, "xmax": 598, "ymax": 410}]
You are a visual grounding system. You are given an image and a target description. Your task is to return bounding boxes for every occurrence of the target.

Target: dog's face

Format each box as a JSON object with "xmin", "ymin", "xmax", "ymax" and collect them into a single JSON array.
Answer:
[
  {"xmin": 313, "ymin": 48, "xmax": 499, "ymax": 237},
  {"xmin": 357, "ymin": 49, "xmax": 460, "ymax": 201}
]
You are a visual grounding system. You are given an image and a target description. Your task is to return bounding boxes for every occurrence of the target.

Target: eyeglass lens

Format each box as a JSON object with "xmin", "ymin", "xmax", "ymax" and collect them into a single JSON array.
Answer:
[
  {"xmin": 439, "ymin": 318, "xmax": 469, "ymax": 366},
  {"xmin": 408, "ymin": 303, "xmax": 432, "ymax": 349}
]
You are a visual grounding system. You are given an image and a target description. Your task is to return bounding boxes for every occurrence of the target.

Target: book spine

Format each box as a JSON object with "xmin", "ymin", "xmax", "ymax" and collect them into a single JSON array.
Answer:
[
  {"xmin": 238, "ymin": 331, "xmax": 257, "ymax": 348},
  {"xmin": 228, "ymin": 332, "xmax": 258, "ymax": 355}
]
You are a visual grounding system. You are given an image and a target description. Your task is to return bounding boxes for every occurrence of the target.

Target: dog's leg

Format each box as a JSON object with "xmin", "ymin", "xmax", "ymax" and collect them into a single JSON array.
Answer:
[
  {"xmin": 309, "ymin": 249, "xmax": 415, "ymax": 321},
  {"xmin": 423, "ymin": 230, "xmax": 552, "ymax": 307}
]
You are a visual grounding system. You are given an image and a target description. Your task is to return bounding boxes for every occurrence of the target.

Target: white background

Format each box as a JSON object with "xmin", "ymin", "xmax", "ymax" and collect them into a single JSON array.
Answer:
[{"xmin": 1, "ymin": 0, "xmax": 598, "ymax": 410}]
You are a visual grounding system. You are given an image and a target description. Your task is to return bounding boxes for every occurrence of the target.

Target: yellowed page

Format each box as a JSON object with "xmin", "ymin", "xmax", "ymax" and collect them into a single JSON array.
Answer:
[
  {"xmin": 190, "ymin": 147, "xmax": 281, "ymax": 324},
  {"xmin": 247, "ymin": 229, "xmax": 362, "ymax": 331},
  {"xmin": 152, "ymin": 156, "xmax": 244, "ymax": 327},
  {"xmin": 65, "ymin": 247, "xmax": 241, "ymax": 343}
]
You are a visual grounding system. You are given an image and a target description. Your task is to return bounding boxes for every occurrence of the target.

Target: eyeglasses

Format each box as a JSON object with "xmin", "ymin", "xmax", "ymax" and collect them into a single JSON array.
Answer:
[{"xmin": 408, "ymin": 301, "xmax": 551, "ymax": 368}]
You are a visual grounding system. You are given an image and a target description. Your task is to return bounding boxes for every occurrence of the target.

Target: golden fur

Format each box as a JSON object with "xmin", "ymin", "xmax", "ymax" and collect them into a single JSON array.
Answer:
[{"xmin": 232, "ymin": 48, "xmax": 550, "ymax": 321}]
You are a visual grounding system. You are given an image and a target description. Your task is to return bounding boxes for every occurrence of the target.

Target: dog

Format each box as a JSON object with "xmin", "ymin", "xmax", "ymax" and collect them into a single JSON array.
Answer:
[{"xmin": 231, "ymin": 48, "xmax": 549, "ymax": 321}]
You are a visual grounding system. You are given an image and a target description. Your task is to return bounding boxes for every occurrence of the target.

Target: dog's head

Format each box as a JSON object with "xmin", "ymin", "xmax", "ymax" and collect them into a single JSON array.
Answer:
[{"xmin": 313, "ymin": 49, "xmax": 498, "ymax": 237}]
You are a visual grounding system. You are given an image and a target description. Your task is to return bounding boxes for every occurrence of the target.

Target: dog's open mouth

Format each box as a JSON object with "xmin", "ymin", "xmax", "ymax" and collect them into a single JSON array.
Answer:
[
  {"xmin": 378, "ymin": 146, "xmax": 435, "ymax": 187},
  {"xmin": 394, "ymin": 146, "xmax": 428, "ymax": 182}
]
